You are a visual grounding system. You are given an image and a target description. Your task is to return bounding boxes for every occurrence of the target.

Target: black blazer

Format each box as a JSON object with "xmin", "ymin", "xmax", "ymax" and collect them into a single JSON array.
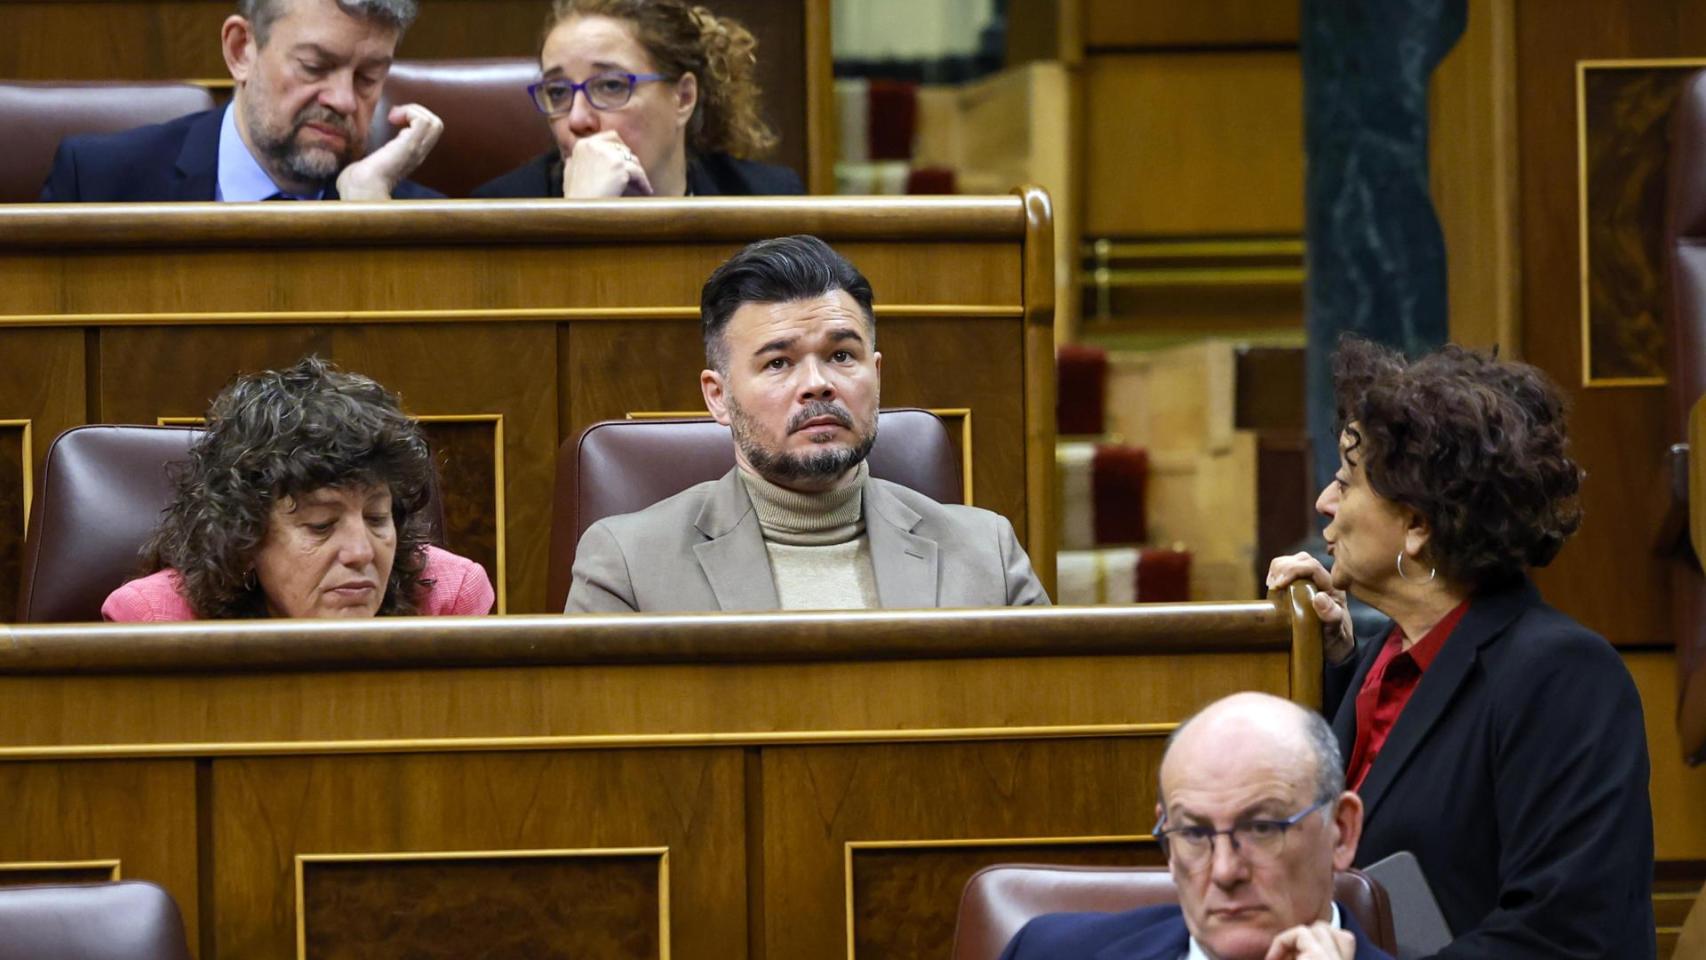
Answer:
[
  {"xmin": 39, "ymin": 108, "xmax": 442, "ymax": 202},
  {"xmin": 999, "ymin": 902, "xmax": 1393, "ymax": 960},
  {"xmin": 470, "ymin": 148, "xmax": 804, "ymax": 198},
  {"xmin": 1328, "ymin": 578, "xmax": 1655, "ymax": 959}
]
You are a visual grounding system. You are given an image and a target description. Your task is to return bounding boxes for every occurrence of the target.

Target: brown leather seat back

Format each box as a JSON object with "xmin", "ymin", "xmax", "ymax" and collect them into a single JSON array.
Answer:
[
  {"xmin": 1668, "ymin": 70, "xmax": 1706, "ymax": 762},
  {"xmin": 0, "ymin": 881, "xmax": 192, "ymax": 960},
  {"xmin": 369, "ymin": 58, "xmax": 555, "ymax": 197},
  {"xmin": 18, "ymin": 425, "xmax": 201, "ymax": 622},
  {"xmin": 0, "ymin": 81, "xmax": 215, "ymax": 202},
  {"xmin": 546, "ymin": 408, "xmax": 962, "ymax": 611},
  {"xmin": 949, "ymin": 864, "xmax": 1395, "ymax": 960}
]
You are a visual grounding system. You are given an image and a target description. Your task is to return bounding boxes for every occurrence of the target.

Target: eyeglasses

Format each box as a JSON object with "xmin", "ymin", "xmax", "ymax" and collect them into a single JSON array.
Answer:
[
  {"xmin": 1152, "ymin": 799, "xmax": 1330, "ymax": 870},
  {"xmin": 527, "ymin": 72, "xmax": 670, "ymax": 115}
]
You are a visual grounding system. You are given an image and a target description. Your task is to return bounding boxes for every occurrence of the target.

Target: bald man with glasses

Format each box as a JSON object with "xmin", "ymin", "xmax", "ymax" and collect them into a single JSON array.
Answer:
[{"xmin": 999, "ymin": 693, "xmax": 1394, "ymax": 960}]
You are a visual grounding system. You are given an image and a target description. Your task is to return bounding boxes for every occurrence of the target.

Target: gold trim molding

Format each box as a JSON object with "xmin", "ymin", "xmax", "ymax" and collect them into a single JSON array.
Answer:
[
  {"xmin": 0, "ymin": 420, "xmax": 32, "ymax": 537},
  {"xmin": 0, "ymin": 858, "xmax": 121, "ymax": 880},
  {"xmin": 0, "ymin": 304, "xmax": 1021, "ymax": 328},
  {"xmin": 841, "ymin": 834, "xmax": 1154, "ymax": 960},
  {"xmin": 294, "ymin": 846, "xmax": 670, "ymax": 960},
  {"xmin": 0, "ymin": 721, "xmax": 1180, "ymax": 762}
]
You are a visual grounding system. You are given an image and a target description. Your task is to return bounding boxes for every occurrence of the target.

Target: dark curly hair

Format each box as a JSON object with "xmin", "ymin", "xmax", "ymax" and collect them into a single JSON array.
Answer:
[
  {"xmin": 543, "ymin": 0, "xmax": 778, "ymax": 158},
  {"xmin": 1334, "ymin": 337, "xmax": 1584, "ymax": 588},
  {"xmin": 141, "ymin": 357, "xmax": 436, "ymax": 618}
]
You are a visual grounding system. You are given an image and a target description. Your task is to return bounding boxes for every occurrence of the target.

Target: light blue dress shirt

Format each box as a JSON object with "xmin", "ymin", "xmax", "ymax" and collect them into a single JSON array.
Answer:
[{"xmin": 216, "ymin": 103, "xmax": 325, "ymax": 201}]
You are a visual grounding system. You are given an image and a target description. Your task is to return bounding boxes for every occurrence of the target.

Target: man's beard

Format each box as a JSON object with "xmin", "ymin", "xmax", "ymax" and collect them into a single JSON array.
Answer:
[
  {"xmin": 729, "ymin": 397, "xmax": 878, "ymax": 484},
  {"xmin": 248, "ymin": 103, "xmax": 361, "ymax": 187}
]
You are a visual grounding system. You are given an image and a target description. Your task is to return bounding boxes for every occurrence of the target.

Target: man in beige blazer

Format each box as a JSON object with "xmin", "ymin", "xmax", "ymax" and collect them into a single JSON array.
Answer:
[{"xmin": 565, "ymin": 235, "xmax": 1049, "ymax": 613}]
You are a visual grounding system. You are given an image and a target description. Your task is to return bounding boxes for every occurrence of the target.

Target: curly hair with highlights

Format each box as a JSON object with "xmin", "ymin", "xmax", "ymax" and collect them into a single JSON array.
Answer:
[
  {"xmin": 544, "ymin": 0, "xmax": 778, "ymax": 158},
  {"xmin": 1333, "ymin": 337, "xmax": 1584, "ymax": 588},
  {"xmin": 140, "ymin": 356, "xmax": 436, "ymax": 619}
]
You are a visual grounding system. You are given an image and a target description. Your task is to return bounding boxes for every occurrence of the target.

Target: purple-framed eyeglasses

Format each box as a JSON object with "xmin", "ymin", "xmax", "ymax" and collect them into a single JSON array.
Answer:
[{"xmin": 527, "ymin": 71, "xmax": 670, "ymax": 115}]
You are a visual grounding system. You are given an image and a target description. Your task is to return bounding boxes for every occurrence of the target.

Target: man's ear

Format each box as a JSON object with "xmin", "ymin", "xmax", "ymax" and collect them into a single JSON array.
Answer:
[
  {"xmin": 221, "ymin": 15, "xmax": 258, "ymax": 84},
  {"xmin": 702, "ymin": 368, "xmax": 731, "ymax": 425},
  {"xmin": 1330, "ymin": 791, "xmax": 1364, "ymax": 872},
  {"xmin": 674, "ymin": 72, "xmax": 699, "ymax": 129}
]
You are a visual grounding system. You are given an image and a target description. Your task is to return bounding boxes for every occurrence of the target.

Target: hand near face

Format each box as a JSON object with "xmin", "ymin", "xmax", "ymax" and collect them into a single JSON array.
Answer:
[
  {"xmin": 1266, "ymin": 551, "xmax": 1356, "ymax": 664},
  {"xmin": 335, "ymin": 103, "xmax": 444, "ymax": 200},
  {"xmin": 1264, "ymin": 922, "xmax": 1357, "ymax": 960},
  {"xmin": 564, "ymin": 130, "xmax": 654, "ymax": 197}
]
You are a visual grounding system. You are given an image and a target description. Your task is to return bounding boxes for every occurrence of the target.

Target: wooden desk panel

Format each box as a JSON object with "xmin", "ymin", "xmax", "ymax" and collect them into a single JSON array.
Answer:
[
  {"xmin": 0, "ymin": 597, "xmax": 1318, "ymax": 959},
  {"xmin": 0, "ymin": 196, "xmax": 1056, "ymax": 611}
]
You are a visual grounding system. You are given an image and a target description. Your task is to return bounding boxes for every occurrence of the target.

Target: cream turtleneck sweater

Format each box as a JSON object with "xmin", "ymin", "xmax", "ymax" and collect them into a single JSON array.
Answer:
[{"xmin": 738, "ymin": 461, "xmax": 880, "ymax": 610}]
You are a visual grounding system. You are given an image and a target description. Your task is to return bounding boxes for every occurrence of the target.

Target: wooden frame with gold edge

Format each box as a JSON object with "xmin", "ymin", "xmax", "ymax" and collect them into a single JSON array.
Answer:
[
  {"xmin": 293, "ymin": 846, "xmax": 670, "ymax": 960},
  {"xmin": 1574, "ymin": 57, "xmax": 1706, "ymax": 387},
  {"xmin": 0, "ymin": 419, "xmax": 31, "ymax": 537}
]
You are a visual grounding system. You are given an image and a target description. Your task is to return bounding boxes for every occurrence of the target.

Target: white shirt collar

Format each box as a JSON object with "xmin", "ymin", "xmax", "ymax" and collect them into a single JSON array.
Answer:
[{"xmin": 1184, "ymin": 903, "xmax": 1341, "ymax": 960}]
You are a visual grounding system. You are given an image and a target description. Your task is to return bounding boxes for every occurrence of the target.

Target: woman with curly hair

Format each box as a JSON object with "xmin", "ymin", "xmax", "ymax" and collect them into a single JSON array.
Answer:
[
  {"xmin": 102, "ymin": 357, "xmax": 494, "ymax": 621},
  {"xmin": 1267, "ymin": 338, "xmax": 1653, "ymax": 958},
  {"xmin": 473, "ymin": 0, "xmax": 803, "ymax": 198}
]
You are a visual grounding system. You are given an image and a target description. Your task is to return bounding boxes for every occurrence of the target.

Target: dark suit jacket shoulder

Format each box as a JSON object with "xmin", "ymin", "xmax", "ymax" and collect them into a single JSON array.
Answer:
[
  {"xmin": 471, "ymin": 149, "xmax": 805, "ymax": 198},
  {"xmin": 40, "ymin": 107, "xmax": 441, "ymax": 201},
  {"xmin": 999, "ymin": 903, "xmax": 1393, "ymax": 960},
  {"xmin": 1327, "ymin": 579, "xmax": 1655, "ymax": 959}
]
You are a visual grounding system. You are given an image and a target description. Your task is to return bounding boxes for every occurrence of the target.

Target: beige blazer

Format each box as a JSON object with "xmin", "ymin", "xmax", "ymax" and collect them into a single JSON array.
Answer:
[{"xmin": 565, "ymin": 468, "xmax": 1050, "ymax": 612}]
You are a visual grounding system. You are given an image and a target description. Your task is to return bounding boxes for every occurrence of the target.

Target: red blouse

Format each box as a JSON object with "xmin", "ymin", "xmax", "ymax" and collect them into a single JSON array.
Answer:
[{"xmin": 1345, "ymin": 599, "xmax": 1470, "ymax": 792}]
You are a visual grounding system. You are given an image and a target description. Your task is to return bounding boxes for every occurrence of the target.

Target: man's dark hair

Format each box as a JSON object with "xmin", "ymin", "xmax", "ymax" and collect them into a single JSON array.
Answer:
[
  {"xmin": 699, "ymin": 234, "xmax": 876, "ymax": 371},
  {"xmin": 240, "ymin": 0, "xmax": 419, "ymax": 45}
]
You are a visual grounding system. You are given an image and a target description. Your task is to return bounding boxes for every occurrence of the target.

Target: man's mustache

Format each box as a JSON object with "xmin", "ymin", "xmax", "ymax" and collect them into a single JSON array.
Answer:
[
  {"xmin": 293, "ymin": 107, "xmax": 357, "ymax": 145},
  {"xmin": 787, "ymin": 401, "xmax": 853, "ymax": 433}
]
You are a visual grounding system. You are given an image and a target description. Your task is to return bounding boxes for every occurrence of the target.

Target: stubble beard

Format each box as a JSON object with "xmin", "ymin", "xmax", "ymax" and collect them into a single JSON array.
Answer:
[
  {"xmin": 729, "ymin": 396, "xmax": 878, "ymax": 485},
  {"xmin": 246, "ymin": 99, "xmax": 362, "ymax": 188}
]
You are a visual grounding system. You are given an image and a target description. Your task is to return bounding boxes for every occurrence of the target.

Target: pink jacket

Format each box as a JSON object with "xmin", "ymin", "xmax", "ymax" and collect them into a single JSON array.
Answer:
[{"xmin": 102, "ymin": 545, "xmax": 496, "ymax": 621}]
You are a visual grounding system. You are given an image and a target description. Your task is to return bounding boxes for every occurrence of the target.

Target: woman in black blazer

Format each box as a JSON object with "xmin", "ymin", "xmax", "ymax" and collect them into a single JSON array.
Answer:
[
  {"xmin": 1268, "ymin": 338, "xmax": 1654, "ymax": 959},
  {"xmin": 473, "ymin": 0, "xmax": 803, "ymax": 199}
]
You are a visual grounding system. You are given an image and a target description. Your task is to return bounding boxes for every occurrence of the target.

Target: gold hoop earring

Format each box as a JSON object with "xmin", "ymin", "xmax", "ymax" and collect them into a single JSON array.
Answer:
[{"xmin": 1396, "ymin": 551, "xmax": 1435, "ymax": 584}]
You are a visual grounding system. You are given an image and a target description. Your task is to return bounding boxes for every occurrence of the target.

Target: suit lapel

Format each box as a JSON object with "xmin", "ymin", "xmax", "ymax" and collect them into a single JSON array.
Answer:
[
  {"xmin": 173, "ymin": 108, "xmax": 223, "ymax": 201},
  {"xmin": 863, "ymin": 479, "xmax": 939, "ymax": 608},
  {"xmin": 1332, "ymin": 629, "xmax": 1387, "ymax": 761},
  {"xmin": 1093, "ymin": 910, "xmax": 1190, "ymax": 960},
  {"xmin": 1355, "ymin": 579, "xmax": 1537, "ymax": 825},
  {"xmin": 691, "ymin": 469, "xmax": 780, "ymax": 611}
]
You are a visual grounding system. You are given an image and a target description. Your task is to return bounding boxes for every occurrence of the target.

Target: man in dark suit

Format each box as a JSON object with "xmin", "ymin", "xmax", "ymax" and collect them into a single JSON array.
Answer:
[
  {"xmin": 1001, "ymin": 693, "xmax": 1393, "ymax": 960},
  {"xmin": 41, "ymin": 0, "xmax": 442, "ymax": 202}
]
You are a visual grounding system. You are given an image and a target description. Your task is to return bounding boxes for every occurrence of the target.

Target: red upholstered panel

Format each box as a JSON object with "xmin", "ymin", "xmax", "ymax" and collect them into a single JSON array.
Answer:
[{"xmin": 1057, "ymin": 344, "xmax": 1107, "ymax": 436}]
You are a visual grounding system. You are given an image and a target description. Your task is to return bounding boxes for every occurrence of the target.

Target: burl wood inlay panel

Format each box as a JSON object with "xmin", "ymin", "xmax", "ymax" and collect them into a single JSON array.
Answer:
[
  {"xmin": 0, "ymin": 864, "xmax": 118, "ymax": 888},
  {"xmin": 850, "ymin": 841, "xmax": 1163, "ymax": 959},
  {"xmin": 301, "ymin": 853, "xmax": 662, "ymax": 960},
  {"xmin": 0, "ymin": 424, "xmax": 25, "ymax": 620},
  {"xmin": 419, "ymin": 418, "xmax": 501, "ymax": 604}
]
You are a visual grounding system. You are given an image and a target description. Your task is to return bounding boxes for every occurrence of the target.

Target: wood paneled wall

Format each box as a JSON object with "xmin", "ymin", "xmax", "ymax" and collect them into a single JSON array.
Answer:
[
  {"xmin": 0, "ymin": 0, "xmax": 829, "ymax": 189},
  {"xmin": 0, "ymin": 597, "xmax": 1317, "ymax": 959},
  {"xmin": 1430, "ymin": 3, "xmax": 1706, "ymax": 949},
  {"xmin": 0, "ymin": 195, "xmax": 1057, "ymax": 613}
]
